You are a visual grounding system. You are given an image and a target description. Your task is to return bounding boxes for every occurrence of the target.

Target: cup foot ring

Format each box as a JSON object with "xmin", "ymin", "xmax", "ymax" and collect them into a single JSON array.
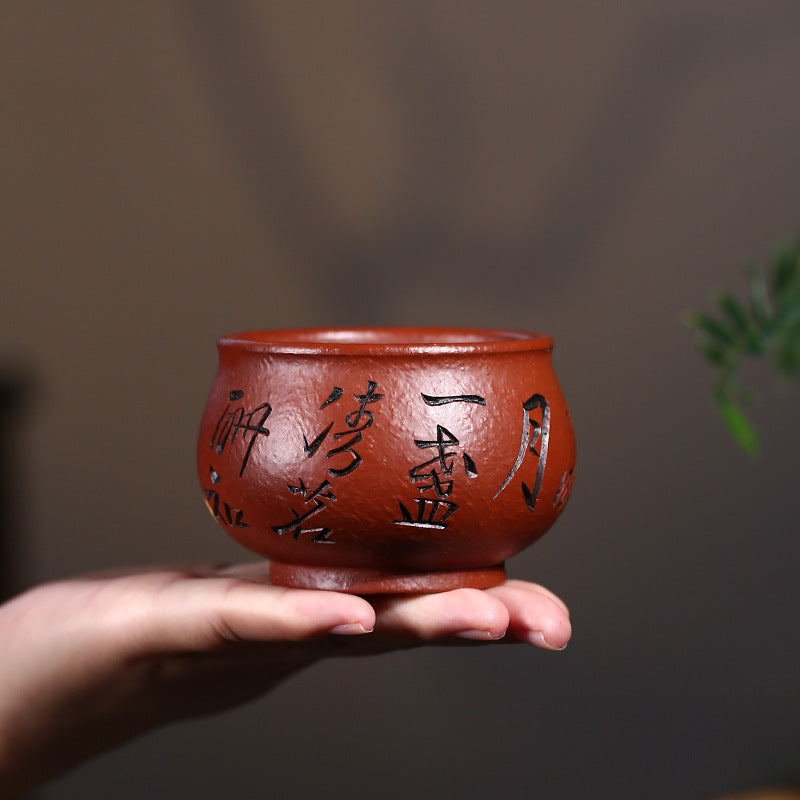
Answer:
[{"xmin": 269, "ymin": 562, "xmax": 507, "ymax": 594}]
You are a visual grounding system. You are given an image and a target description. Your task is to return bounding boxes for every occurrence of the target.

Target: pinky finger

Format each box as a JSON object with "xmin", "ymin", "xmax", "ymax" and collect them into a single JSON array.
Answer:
[{"xmin": 485, "ymin": 584, "xmax": 571, "ymax": 651}]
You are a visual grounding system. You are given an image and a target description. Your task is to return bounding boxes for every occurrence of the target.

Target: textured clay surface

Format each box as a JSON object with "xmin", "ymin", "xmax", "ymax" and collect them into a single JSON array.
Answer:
[{"xmin": 197, "ymin": 327, "xmax": 576, "ymax": 593}]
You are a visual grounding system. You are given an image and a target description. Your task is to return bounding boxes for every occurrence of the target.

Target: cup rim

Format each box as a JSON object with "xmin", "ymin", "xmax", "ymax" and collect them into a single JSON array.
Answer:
[{"xmin": 217, "ymin": 327, "xmax": 554, "ymax": 356}]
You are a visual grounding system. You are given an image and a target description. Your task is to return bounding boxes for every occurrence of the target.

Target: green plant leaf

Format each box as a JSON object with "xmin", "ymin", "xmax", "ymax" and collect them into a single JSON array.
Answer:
[
  {"xmin": 774, "ymin": 271, "xmax": 800, "ymax": 314},
  {"xmin": 775, "ymin": 299, "xmax": 800, "ymax": 328},
  {"xmin": 713, "ymin": 392, "xmax": 759, "ymax": 454},
  {"xmin": 687, "ymin": 228, "xmax": 800, "ymax": 454},
  {"xmin": 716, "ymin": 292, "xmax": 749, "ymax": 331},
  {"xmin": 747, "ymin": 264, "xmax": 775, "ymax": 336},
  {"xmin": 775, "ymin": 333, "xmax": 800, "ymax": 378},
  {"xmin": 717, "ymin": 292, "xmax": 763, "ymax": 353},
  {"xmin": 686, "ymin": 312, "xmax": 736, "ymax": 346},
  {"xmin": 699, "ymin": 340, "xmax": 730, "ymax": 367},
  {"xmin": 771, "ymin": 246, "xmax": 799, "ymax": 297}
]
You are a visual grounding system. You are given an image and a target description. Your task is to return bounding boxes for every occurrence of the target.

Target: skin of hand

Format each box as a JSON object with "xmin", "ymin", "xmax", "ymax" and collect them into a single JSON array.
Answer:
[{"xmin": 0, "ymin": 563, "xmax": 570, "ymax": 797}]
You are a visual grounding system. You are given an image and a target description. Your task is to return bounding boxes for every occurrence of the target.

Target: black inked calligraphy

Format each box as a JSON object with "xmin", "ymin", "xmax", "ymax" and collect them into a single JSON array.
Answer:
[
  {"xmin": 210, "ymin": 390, "xmax": 272, "ymax": 477},
  {"xmin": 395, "ymin": 498, "xmax": 458, "ymax": 529},
  {"xmin": 493, "ymin": 393, "xmax": 550, "ymax": 512},
  {"xmin": 414, "ymin": 425, "xmax": 459, "ymax": 471},
  {"xmin": 301, "ymin": 381, "xmax": 383, "ymax": 477},
  {"xmin": 421, "ymin": 393, "xmax": 487, "ymax": 406},
  {"xmin": 271, "ymin": 479, "xmax": 336, "ymax": 542},
  {"xmin": 345, "ymin": 380, "xmax": 384, "ymax": 429},
  {"xmin": 326, "ymin": 431, "xmax": 363, "ymax": 477},
  {"xmin": 320, "ymin": 386, "xmax": 343, "ymax": 409},
  {"xmin": 409, "ymin": 425, "xmax": 460, "ymax": 497},
  {"xmin": 552, "ymin": 467, "xmax": 575, "ymax": 511},
  {"xmin": 303, "ymin": 421, "xmax": 334, "ymax": 457},
  {"xmin": 278, "ymin": 380, "xmax": 384, "ymax": 544},
  {"xmin": 394, "ymin": 393, "xmax": 485, "ymax": 529},
  {"xmin": 203, "ymin": 489, "xmax": 248, "ymax": 529},
  {"xmin": 463, "ymin": 452, "xmax": 478, "ymax": 478},
  {"xmin": 203, "ymin": 468, "xmax": 248, "ymax": 528}
]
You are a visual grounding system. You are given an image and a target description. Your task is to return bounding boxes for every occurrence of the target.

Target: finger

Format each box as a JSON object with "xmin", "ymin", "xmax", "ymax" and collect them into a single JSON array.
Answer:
[
  {"xmin": 370, "ymin": 588, "xmax": 510, "ymax": 641},
  {"xmin": 67, "ymin": 563, "xmax": 232, "ymax": 581},
  {"xmin": 502, "ymin": 579, "xmax": 570, "ymax": 617},
  {"xmin": 485, "ymin": 583, "xmax": 571, "ymax": 650},
  {"xmin": 123, "ymin": 575, "xmax": 377, "ymax": 656}
]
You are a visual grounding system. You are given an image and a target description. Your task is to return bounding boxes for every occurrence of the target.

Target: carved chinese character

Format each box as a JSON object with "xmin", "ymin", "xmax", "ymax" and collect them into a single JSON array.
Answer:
[
  {"xmin": 395, "ymin": 498, "xmax": 458, "ymax": 530},
  {"xmin": 494, "ymin": 393, "xmax": 550, "ymax": 512},
  {"xmin": 275, "ymin": 380, "xmax": 384, "ymax": 544},
  {"xmin": 210, "ymin": 390, "xmax": 271, "ymax": 477},
  {"xmin": 203, "ymin": 488, "xmax": 248, "ymax": 529},
  {"xmin": 552, "ymin": 467, "xmax": 575, "ymax": 511},
  {"xmin": 271, "ymin": 479, "xmax": 336, "ymax": 543},
  {"xmin": 302, "ymin": 380, "xmax": 384, "ymax": 478},
  {"xmin": 409, "ymin": 425, "xmax": 460, "ymax": 497},
  {"xmin": 393, "ymin": 392, "xmax": 484, "ymax": 530}
]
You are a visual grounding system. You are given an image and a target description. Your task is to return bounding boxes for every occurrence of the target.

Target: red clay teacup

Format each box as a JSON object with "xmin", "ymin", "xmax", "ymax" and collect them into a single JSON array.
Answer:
[{"xmin": 197, "ymin": 327, "xmax": 576, "ymax": 593}]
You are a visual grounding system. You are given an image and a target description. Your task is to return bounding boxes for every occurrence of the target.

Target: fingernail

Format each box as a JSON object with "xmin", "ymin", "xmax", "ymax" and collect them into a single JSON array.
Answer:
[
  {"xmin": 328, "ymin": 623, "xmax": 373, "ymax": 635},
  {"xmin": 526, "ymin": 630, "xmax": 567, "ymax": 651},
  {"xmin": 455, "ymin": 629, "xmax": 505, "ymax": 641}
]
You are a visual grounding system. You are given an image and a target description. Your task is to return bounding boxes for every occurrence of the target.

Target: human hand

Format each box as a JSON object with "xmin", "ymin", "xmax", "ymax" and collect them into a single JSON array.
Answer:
[{"xmin": 0, "ymin": 563, "xmax": 570, "ymax": 796}]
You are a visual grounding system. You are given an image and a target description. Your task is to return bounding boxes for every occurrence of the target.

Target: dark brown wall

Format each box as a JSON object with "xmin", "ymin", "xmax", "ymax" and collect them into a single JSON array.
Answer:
[{"xmin": 2, "ymin": 3, "xmax": 799, "ymax": 798}]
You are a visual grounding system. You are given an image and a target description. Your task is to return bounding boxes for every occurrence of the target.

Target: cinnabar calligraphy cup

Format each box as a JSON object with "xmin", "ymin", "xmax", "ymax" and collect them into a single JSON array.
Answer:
[{"xmin": 197, "ymin": 328, "xmax": 576, "ymax": 593}]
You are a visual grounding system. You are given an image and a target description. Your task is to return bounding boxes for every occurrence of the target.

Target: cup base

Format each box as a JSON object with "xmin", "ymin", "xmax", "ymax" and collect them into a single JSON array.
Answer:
[{"xmin": 269, "ymin": 562, "xmax": 507, "ymax": 594}]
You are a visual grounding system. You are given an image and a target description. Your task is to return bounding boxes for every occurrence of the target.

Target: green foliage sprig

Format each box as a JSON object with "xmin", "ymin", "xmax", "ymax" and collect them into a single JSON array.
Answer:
[{"xmin": 685, "ymin": 233, "xmax": 800, "ymax": 454}]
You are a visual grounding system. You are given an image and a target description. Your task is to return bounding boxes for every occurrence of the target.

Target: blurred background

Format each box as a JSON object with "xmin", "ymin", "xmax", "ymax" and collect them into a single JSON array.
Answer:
[{"xmin": 2, "ymin": 2, "xmax": 800, "ymax": 798}]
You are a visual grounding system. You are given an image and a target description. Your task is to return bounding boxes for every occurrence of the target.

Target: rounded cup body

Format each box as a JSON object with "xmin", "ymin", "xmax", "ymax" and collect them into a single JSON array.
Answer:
[{"xmin": 197, "ymin": 328, "xmax": 576, "ymax": 592}]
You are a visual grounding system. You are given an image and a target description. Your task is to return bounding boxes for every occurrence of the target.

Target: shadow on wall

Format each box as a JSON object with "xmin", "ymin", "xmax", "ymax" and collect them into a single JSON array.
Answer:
[
  {"xmin": 0, "ymin": 368, "xmax": 33, "ymax": 601},
  {"xmin": 177, "ymin": 3, "xmax": 799, "ymax": 322}
]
